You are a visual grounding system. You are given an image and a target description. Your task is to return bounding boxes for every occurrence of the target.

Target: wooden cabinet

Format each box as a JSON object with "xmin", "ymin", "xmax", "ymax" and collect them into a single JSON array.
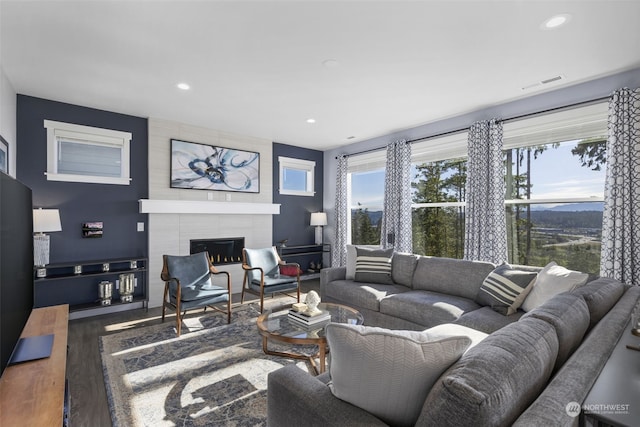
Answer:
[{"xmin": 34, "ymin": 257, "xmax": 148, "ymax": 320}]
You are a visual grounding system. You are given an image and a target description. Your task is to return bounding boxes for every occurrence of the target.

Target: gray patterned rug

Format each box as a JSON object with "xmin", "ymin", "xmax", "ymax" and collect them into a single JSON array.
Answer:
[{"xmin": 100, "ymin": 303, "xmax": 314, "ymax": 427}]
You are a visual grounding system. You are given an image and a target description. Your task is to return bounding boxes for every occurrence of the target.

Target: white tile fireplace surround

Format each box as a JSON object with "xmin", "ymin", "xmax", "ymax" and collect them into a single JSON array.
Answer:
[{"xmin": 146, "ymin": 118, "xmax": 276, "ymax": 307}]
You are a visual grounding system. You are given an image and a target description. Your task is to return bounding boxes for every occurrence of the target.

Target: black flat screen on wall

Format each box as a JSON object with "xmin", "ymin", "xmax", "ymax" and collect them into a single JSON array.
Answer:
[{"xmin": 0, "ymin": 173, "xmax": 34, "ymax": 377}]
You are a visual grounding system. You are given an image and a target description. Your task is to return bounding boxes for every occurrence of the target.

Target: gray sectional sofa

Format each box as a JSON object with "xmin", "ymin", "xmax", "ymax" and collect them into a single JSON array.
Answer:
[{"xmin": 267, "ymin": 252, "xmax": 640, "ymax": 426}]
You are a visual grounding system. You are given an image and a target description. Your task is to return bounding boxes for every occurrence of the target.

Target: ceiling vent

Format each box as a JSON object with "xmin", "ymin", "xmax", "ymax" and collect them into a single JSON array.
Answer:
[{"xmin": 522, "ymin": 75, "xmax": 565, "ymax": 91}]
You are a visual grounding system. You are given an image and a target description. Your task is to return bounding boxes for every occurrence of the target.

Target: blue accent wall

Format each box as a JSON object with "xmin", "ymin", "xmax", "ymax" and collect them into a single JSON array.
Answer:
[
  {"xmin": 272, "ymin": 142, "xmax": 323, "ymax": 248},
  {"xmin": 16, "ymin": 95, "xmax": 148, "ymax": 263}
]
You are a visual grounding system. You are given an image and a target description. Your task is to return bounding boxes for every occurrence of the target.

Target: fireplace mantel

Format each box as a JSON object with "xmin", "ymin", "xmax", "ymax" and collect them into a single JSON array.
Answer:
[{"xmin": 138, "ymin": 199, "xmax": 280, "ymax": 215}]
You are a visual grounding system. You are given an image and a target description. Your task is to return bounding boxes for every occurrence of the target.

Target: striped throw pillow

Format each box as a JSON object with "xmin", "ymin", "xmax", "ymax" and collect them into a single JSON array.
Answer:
[
  {"xmin": 476, "ymin": 264, "xmax": 538, "ymax": 315},
  {"xmin": 354, "ymin": 247, "xmax": 394, "ymax": 285}
]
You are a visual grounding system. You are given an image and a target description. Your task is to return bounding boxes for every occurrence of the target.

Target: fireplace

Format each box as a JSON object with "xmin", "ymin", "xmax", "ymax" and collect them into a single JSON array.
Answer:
[{"xmin": 190, "ymin": 237, "xmax": 245, "ymax": 265}]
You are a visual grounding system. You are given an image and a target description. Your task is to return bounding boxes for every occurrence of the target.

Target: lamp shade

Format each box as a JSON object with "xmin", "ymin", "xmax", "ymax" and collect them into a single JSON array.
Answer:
[
  {"xmin": 33, "ymin": 208, "xmax": 62, "ymax": 233},
  {"xmin": 310, "ymin": 212, "xmax": 327, "ymax": 227}
]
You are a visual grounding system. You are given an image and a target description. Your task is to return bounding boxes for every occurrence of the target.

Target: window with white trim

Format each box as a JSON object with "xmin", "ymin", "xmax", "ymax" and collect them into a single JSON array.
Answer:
[
  {"xmin": 503, "ymin": 102, "xmax": 608, "ymax": 273},
  {"xmin": 411, "ymin": 132, "xmax": 469, "ymax": 258},
  {"xmin": 44, "ymin": 120, "xmax": 131, "ymax": 185},
  {"xmin": 278, "ymin": 156, "xmax": 315, "ymax": 196},
  {"xmin": 348, "ymin": 151, "xmax": 386, "ymax": 245}
]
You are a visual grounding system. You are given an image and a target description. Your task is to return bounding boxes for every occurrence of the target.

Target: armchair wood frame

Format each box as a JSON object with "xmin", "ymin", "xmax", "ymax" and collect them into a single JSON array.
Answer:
[
  {"xmin": 241, "ymin": 247, "xmax": 301, "ymax": 313},
  {"xmin": 161, "ymin": 254, "xmax": 232, "ymax": 336}
]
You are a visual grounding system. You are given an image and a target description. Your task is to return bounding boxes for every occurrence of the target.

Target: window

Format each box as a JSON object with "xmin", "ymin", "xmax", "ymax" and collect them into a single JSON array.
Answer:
[
  {"xmin": 503, "ymin": 102, "xmax": 608, "ymax": 273},
  {"xmin": 411, "ymin": 132, "xmax": 468, "ymax": 258},
  {"xmin": 278, "ymin": 156, "xmax": 315, "ymax": 196},
  {"xmin": 44, "ymin": 120, "xmax": 131, "ymax": 185},
  {"xmin": 348, "ymin": 151, "xmax": 386, "ymax": 245}
]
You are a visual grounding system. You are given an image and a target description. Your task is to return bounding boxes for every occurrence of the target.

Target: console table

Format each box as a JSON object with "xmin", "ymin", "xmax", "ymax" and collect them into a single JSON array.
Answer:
[
  {"xmin": 581, "ymin": 318, "xmax": 640, "ymax": 426},
  {"xmin": 276, "ymin": 244, "xmax": 331, "ymax": 278},
  {"xmin": 0, "ymin": 304, "xmax": 69, "ymax": 426},
  {"xmin": 35, "ymin": 257, "xmax": 148, "ymax": 319}
]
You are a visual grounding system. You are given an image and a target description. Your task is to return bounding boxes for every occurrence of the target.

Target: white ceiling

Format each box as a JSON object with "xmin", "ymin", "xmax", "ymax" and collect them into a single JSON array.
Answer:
[{"xmin": 2, "ymin": 1, "xmax": 640, "ymax": 151}]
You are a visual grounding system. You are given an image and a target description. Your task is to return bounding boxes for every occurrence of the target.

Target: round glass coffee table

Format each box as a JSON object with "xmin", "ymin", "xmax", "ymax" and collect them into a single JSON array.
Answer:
[{"xmin": 256, "ymin": 302, "xmax": 363, "ymax": 375}]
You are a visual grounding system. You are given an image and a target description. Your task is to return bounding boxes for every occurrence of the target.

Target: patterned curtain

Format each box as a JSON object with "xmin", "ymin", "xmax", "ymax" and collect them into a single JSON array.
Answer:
[
  {"xmin": 380, "ymin": 140, "xmax": 413, "ymax": 253},
  {"xmin": 332, "ymin": 155, "xmax": 349, "ymax": 267},
  {"xmin": 464, "ymin": 119, "xmax": 508, "ymax": 264},
  {"xmin": 600, "ymin": 87, "xmax": 640, "ymax": 286}
]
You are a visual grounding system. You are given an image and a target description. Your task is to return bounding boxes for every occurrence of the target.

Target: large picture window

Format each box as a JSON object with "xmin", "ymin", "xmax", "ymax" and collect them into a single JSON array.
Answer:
[{"xmin": 503, "ymin": 102, "xmax": 608, "ymax": 273}]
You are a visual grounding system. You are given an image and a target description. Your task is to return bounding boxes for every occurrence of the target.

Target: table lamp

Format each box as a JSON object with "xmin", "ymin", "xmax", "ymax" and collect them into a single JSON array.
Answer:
[
  {"xmin": 310, "ymin": 212, "xmax": 327, "ymax": 245},
  {"xmin": 33, "ymin": 208, "xmax": 62, "ymax": 276}
]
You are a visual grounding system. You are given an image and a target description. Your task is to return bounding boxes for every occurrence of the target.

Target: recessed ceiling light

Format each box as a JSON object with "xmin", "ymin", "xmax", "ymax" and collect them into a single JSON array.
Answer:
[
  {"xmin": 306, "ymin": 118, "xmax": 316, "ymax": 124},
  {"xmin": 177, "ymin": 82, "xmax": 190, "ymax": 90},
  {"xmin": 322, "ymin": 59, "xmax": 339, "ymax": 68},
  {"xmin": 542, "ymin": 14, "xmax": 571, "ymax": 30}
]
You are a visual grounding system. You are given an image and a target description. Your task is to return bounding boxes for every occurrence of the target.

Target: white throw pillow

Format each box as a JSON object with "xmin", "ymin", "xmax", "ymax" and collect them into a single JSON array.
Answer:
[
  {"xmin": 345, "ymin": 244, "xmax": 357, "ymax": 279},
  {"xmin": 425, "ymin": 323, "xmax": 489, "ymax": 354},
  {"xmin": 521, "ymin": 261, "xmax": 589, "ymax": 312},
  {"xmin": 326, "ymin": 323, "xmax": 471, "ymax": 427}
]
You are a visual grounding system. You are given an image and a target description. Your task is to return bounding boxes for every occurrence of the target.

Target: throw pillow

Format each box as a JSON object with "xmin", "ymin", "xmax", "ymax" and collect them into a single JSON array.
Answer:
[
  {"xmin": 391, "ymin": 252, "xmax": 419, "ymax": 287},
  {"xmin": 345, "ymin": 244, "xmax": 357, "ymax": 279},
  {"xmin": 278, "ymin": 264, "xmax": 300, "ymax": 276},
  {"xmin": 354, "ymin": 247, "xmax": 394, "ymax": 285},
  {"xmin": 326, "ymin": 323, "xmax": 471, "ymax": 427},
  {"xmin": 475, "ymin": 263, "xmax": 537, "ymax": 315},
  {"xmin": 521, "ymin": 261, "xmax": 589, "ymax": 312}
]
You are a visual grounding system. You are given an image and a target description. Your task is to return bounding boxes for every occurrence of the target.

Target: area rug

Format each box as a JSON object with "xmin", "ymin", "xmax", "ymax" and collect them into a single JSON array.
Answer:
[{"xmin": 100, "ymin": 304, "xmax": 315, "ymax": 427}]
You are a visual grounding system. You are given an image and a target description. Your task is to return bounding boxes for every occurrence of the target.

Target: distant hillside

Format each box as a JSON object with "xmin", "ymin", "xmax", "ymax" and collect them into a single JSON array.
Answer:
[
  {"xmin": 531, "ymin": 202, "xmax": 603, "ymax": 212},
  {"xmin": 355, "ymin": 207, "xmax": 603, "ymax": 230},
  {"xmin": 529, "ymin": 210, "xmax": 603, "ymax": 229}
]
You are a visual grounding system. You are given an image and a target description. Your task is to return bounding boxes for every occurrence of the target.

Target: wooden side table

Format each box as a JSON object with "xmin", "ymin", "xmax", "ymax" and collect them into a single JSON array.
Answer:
[{"xmin": 256, "ymin": 302, "xmax": 363, "ymax": 374}]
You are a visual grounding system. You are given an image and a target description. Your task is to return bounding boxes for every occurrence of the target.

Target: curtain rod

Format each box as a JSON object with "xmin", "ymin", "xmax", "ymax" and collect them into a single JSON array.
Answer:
[{"xmin": 335, "ymin": 94, "xmax": 610, "ymax": 159}]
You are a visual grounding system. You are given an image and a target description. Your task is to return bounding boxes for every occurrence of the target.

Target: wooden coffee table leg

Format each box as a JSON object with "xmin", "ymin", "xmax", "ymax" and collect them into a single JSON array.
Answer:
[
  {"xmin": 261, "ymin": 335, "xmax": 327, "ymax": 376},
  {"xmin": 318, "ymin": 341, "xmax": 326, "ymax": 373}
]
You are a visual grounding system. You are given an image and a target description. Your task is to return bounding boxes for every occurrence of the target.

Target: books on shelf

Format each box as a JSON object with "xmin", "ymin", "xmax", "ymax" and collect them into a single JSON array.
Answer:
[{"xmin": 288, "ymin": 309, "xmax": 331, "ymax": 325}]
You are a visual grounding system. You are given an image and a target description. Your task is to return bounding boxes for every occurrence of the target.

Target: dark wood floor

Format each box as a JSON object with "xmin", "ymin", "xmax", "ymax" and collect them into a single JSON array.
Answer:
[{"xmin": 66, "ymin": 280, "xmax": 319, "ymax": 427}]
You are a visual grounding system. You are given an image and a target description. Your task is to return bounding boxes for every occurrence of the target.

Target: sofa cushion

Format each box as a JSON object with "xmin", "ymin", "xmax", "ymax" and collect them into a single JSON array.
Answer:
[
  {"xmin": 475, "ymin": 264, "xmax": 537, "ymax": 315},
  {"xmin": 354, "ymin": 247, "xmax": 394, "ymax": 285},
  {"xmin": 453, "ymin": 306, "xmax": 523, "ymax": 334},
  {"xmin": 418, "ymin": 317, "xmax": 559, "ymax": 427},
  {"xmin": 326, "ymin": 323, "xmax": 471, "ymax": 427},
  {"xmin": 571, "ymin": 277, "xmax": 626, "ymax": 329},
  {"xmin": 412, "ymin": 256, "xmax": 496, "ymax": 300},
  {"xmin": 391, "ymin": 252, "xmax": 419, "ymax": 287},
  {"xmin": 521, "ymin": 262, "xmax": 589, "ymax": 312},
  {"xmin": 522, "ymin": 292, "xmax": 590, "ymax": 371},
  {"xmin": 323, "ymin": 279, "xmax": 409, "ymax": 312},
  {"xmin": 380, "ymin": 290, "xmax": 481, "ymax": 328}
]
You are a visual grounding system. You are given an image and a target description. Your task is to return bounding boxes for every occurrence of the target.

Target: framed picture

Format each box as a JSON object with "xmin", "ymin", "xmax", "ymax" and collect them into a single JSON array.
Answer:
[
  {"xmin": 0, "ymin": 135, "xmax": 8, "ymax": 175},
  {"xmin": 170, "ymin": 139, "xmax": 260, "ymax": 193},
  {"xmin": 82, "ymin": 222, "xmax": 103, "ymax": 238}
]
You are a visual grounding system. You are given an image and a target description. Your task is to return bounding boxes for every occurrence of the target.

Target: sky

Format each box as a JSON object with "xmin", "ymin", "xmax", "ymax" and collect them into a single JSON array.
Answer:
[{"xmin": 350, "ymin": 140, "xmax": 606, "ymax": 211}]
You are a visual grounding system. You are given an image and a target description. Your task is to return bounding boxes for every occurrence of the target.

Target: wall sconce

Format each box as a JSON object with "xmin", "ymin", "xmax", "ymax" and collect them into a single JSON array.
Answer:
[
  {"xmin": 33, "ymin": 208, "xmax": 62, "ymax": 275},
  {"xmin": 310, "ymin": 212, "xmax": 327, "ymax": 245}
]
